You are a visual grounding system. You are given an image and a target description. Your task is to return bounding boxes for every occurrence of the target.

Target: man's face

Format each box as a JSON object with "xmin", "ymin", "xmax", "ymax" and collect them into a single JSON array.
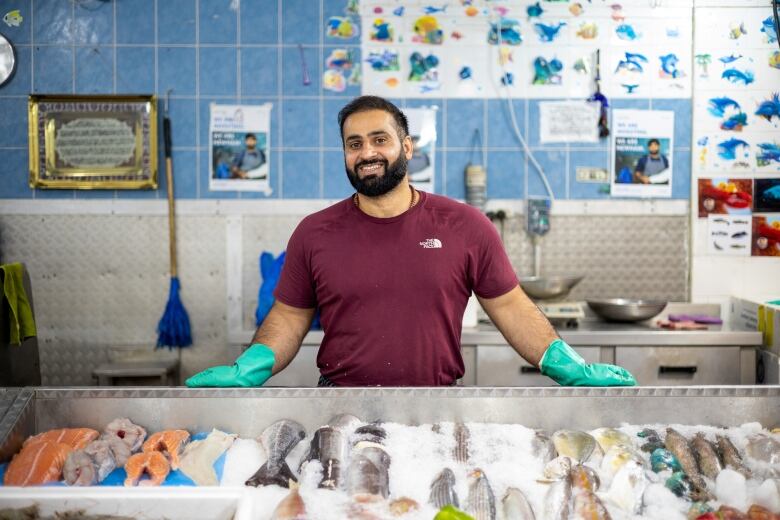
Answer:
[
  {"xmin": 342, "ymin": 109, "xmax": 413, "ymax": 197},
  {"xmin": 648, "ymin": 141, "xmax": 660, "ymax": 156},
  {"xmin": 246, "ymin": 136, "xmax": 257, "ymax": 150}
]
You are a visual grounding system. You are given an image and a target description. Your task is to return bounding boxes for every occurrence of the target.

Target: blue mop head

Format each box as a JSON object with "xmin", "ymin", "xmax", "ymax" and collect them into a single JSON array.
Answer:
[{"xmin": 156, "ymin": 276, "xmax": 192, "ymax": 349}]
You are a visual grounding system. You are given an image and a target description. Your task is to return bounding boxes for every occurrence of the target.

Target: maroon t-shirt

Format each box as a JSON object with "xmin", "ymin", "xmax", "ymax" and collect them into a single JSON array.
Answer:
[{"xmin": 274, "ymin": 191, "xmax": 518, "ymax": 386}]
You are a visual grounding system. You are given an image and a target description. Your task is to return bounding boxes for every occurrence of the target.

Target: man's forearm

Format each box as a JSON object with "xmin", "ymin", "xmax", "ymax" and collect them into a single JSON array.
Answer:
[
  {"xmin": 478, "ymin": 286, "xmax": 558, "ymax": 367},
  {"xmin": 252, "ymin": 302, "xmax": 315, "ymax": 374}
]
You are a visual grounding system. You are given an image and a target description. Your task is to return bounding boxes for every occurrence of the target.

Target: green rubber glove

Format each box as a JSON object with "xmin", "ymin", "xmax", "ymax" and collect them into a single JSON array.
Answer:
[
  {"xmin": 434, "ymin": 506, "xmax": 474, "ymax": 520},
  {"xmin": 185, "ymin": 343, "xmax": 275, "ymax": 387},
  {"xmin": 539, "ymin": 339, "xmax": 636, "ymax": 387}
]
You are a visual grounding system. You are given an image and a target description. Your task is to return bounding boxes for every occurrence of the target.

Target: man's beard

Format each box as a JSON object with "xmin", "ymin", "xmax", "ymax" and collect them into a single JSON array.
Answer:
[{"xmin": 346, "ymin": 153, "xmax": 407, "ymax": 197}]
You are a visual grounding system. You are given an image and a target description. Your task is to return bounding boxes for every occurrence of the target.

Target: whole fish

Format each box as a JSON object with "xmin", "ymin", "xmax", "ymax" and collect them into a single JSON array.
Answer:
[
  {"xmin": 716, "ymin": 435, "xmax": 752, "ymax": 478},
  {"xmin": 430, "ymin": 468, "xmax": 459, "ymax": 509},
  {"xmin": 665, "ymin": 428, "xmax": 712, "ymax": 501},
  {"xmin": 571, "ymin": 464, "xmax": 610, "ymax": 519},
  {"xmin": 615, "ymin": 23, "xmax": 639, "ymax": 40},
  {"xmin": 660, "ymin": 53, "xmax": 682, "ymax": 78},
  {"xmin": 454, "ymin": 422, "xmax": 470, "ymax": 464},
  {"xmin": 638, "ymin": 428, "xmax": 665, "ymax": 453},
  {"xmin": 271, "ymin": 483, "xmax": 307, "ymax": 520},
  {"xmin": 722, "ymin": 68, "xmax": 755, "ymax": 85},
  {"xmin": 328, "ymin": 413, "xmax": 361, "ymax": 433},
  {"xmin": 532, "ymin": 431, "xmax": 556, "ymax": 464},
  {"xmin": 719, "ymin": 54, "xmax": 743, "ymax": 64},
  {"xmin": 317, "ymin": 426, "xmax": 348, "ymax": 489},
  {"xmin": 691, "ymin": 433, "xmax": 723, "ymax": 480},
  {"xmin": 591, "ymin": 428, "xmax": 631, "ymax": 453},
  {"xmin": 761, "ymin": 16, "xmax": 778, "ymax": 43},
  {"xmin": 466, "ymin": 469, "xmax": 496, "ymax": 520},
  {"xmin": 527, "ymin": 2, "xmax": 544, "ymax": 18},
  {"xmin": 552, "ymin": 430, "xmax": 596, "ymax": 463},
  {"xmin": 717, "ymin": 138, "xmax": 750, "ymax": 160},
  {"xmin": 544, "ymin": 472, "xmax": 572, "ymax": 520},
  {"xmin": 606, "ymin": 461, "xmax": 646, "ymax": 514},
  {"xmin": 246, "ymin": 419, "xmax": 306, "ymax": 488},
  {"xmin": 502, "ymin": 487, "xmax": 535, "ymax": 519}
]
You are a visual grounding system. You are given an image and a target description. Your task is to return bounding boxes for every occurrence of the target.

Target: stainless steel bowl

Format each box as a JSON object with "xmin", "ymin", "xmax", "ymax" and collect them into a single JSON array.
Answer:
[
  {"xmin": 519, "ymin": 275, "xmax": 584, "ymax": 300},
  {"xmin": 587, "ymin": 298, "xmax": 668, "ymax": 322}
]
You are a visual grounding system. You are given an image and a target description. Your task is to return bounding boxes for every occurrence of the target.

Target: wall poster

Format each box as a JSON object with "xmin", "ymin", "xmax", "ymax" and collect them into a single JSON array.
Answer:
[{"xmin": 611, "ymin": 109, "xmax": 674, "ymax": 198}]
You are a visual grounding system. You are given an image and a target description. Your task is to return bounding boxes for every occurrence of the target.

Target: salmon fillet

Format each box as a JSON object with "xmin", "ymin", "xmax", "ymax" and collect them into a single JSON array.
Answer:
[
  {"xmin": 142, "ymin": 430, "xmax": 190, "ymax": 470},
  {"xmin": 124, "ymin": 451, "xmax": 170, "ymax": 487},
  {"xmin": 4, "ymin": 441, "xmax": 73, "ymax": 486},
  {"xmin": 24, "ymin": 428, "xmax": 100, "ymax": 450}
]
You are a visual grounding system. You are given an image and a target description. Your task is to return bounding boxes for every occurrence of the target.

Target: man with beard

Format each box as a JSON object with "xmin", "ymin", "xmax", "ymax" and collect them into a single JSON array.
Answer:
[{"xmin": 187, "ymin": 96, "xmax": 636, "ymax": 388}]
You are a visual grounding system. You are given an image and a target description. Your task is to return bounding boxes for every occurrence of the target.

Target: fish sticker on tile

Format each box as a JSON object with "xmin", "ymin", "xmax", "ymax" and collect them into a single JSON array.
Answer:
[
  {"xmin": 717, "ymin": 138, "xmax": 750, "ymax": 161},
  {"xmin": 665, "ymin": 25, "xmax": 680, "ymax": 38},
  {"xmin": 770, "ymin": 51, "xmax": 780, "ymax": 70},
  {"xmin": 459, "ymin": 66, "xmax": 472, "ymax": 80},
  {"xmin": 695, "ymin": 54, "xmax": 712, "ymax": 78},
  {"xmin": 755, "ymin": 93, "xmax": 780, "ymax": 124},
  {"xmin": 532, "ymin": 56, "xmax": 563, "ymax": 85},
  {"xmin": 708, "ymin": 97, "xmax": 747, "ymax": 131},
  {"xmin": 422, "ymin": 5, "xmax": 448, "ymax": 15},
  {"xmin": 365, "ymin": 49, "xmax": 400, "ymax": 71},
  {"xmin": 615, "ymin": 23, "xmax": 641, "ymax": 41},
  {"xmin": 527, "ymin": 2, "xmax": 543, "ymax": 18},
  {"xmin": 326, "ymin": 17, "xmax": 358, "ymax": 39},
  {"xmin": 719, "ymin": 54, "xmax": 742, "ymax": 65},
  {"xmin": 323, "ymin": 70, "xmax": 347, "ymax": 92},
  {"xmin": 621, "ymin": 83, "xmax": 640, "ymax": 94},
  {"xmin": 757, "ymin": 142, "xmax": 780, "ymax": 167},
  {"xmin": 501, "ymin": 72, "xmax": 514, "ymax": 86},
  {"xmin": 488, "ymin": 18, "xmax": 522, "ymax": 45},
  {"xmin": 728, "ymin": 21, "xmax": 747, "ymax": 40},
  {"xmin": 576, "ymin": 22, "xmax": 598, "ymax": 40},
  {"xmin": 722, "ymin": 68, "xmax": 754, "ymax": 85},
  {"xmin": 464, "ymin": 5, "xmax": 479, "ymax": 17},
  {"xmin": 569, "ymin": 3, "xmax": 584, "ymax": 17},
  {"xmin": 323, "ymin": 49, "xmax": 356, "ymax": 93},
  {"xmin": 2, "ymin": 9, "xmax": 22, "ymax": 27},
  {"xmin": 610, "ymin": 4, "xmax": 625, "ymax": 22},
  {"xmin": 408, "ymin": 51, "xmax": 440, "ymax": 93},
  {"xmin": 370, "ymin": 18, "xmax": 394, "ymax": 42},
  {"xmin": 697, "ymin": 136, "xmax": 709, "ymax": 167},
  {"xmin": 392, "ymin": 6, "xmax": 404, "ymax": 17},
  {"xmin": 498, "ymin": 47, "xmax": 513, "ymax": 66},
  {"xmin": 708, "ymin": 97, "xmax": 740, "ymax": 117},
  {"xmin": 413, "ymin": 15, "xmax": 444, "ymax": 44},
  {"xmin": 573, "ymin": 56, "xmax": 590, "ymax": 74},
  {"xmin": 345, "ymin": 0, "xmax": 359, "ymax": 15},
  {"xmin": 615, "ymin": 52, "xmax": 648, "ymax": 74},
  {"xmin": 534, "ymin": 22, "xmax": 566, "ymax": 43},
  {"xmin": 659, "ymin": 54, "xmax": 685, "ymax": 79},
  {"xmin": 761, "ymin": 16, "xmax": 778, "ymax": 44}
]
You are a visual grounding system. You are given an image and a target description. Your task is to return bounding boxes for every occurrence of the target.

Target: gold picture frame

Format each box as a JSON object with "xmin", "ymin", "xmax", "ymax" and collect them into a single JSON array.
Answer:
[{"xmin": 28, "ymin": 94, "xmax": 158, "ymax": 189}]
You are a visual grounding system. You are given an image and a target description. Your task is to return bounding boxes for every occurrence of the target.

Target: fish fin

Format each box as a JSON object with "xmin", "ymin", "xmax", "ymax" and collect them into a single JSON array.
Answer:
[{"xmin": 245, "ymin": 461, "xmax": 298, "ymax": 488}]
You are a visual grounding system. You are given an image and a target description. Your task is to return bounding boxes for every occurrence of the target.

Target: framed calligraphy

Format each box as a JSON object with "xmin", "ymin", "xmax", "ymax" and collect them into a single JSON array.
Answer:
[{"xmin": 28, "ymin": 95, "xmax": 158, "ymax": 189}]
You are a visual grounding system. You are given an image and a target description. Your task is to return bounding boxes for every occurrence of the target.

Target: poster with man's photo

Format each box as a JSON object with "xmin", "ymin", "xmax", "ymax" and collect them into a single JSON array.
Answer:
[
  {"xmin": 209, "ymin": 103, "xmax": 272, "ymax": 193},
  {"xmin": 611, "ymin": 109, "xmax": 674, "ymax": 198},
  {"xmin": 403, "ymin": 107, "xmax": 438, "ymax": 194}
]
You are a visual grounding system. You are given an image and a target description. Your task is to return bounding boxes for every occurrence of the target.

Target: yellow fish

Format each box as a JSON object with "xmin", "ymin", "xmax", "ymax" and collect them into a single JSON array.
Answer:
[
  {"xmin": 3, "ymin": 9, "xmax": 23, "ymax": 27},
  {"xmin": 770, "ymin": 51, "xmax": 780, "ymax": 70}
]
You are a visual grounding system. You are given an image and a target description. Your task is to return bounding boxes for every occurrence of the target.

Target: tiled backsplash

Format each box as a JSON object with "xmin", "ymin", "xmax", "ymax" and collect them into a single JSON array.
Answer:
[
  {"xmin": 0, "ymin": 0, "xmax": 691, "ymax": 201},
  {"xmin": 0, "ymin": 211, "xmax": 688, "ymax": 385}
]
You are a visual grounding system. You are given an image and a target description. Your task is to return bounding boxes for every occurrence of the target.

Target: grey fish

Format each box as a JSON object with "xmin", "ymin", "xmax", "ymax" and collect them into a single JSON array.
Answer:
[
  {"xmin": 532, "ymin": 431, "xmax": 556, "ymax": 464},
  {"xmin": 466, "ymin": 469, "xmax": 496, "ymax": 520},
  {"xmin": 664, "ymin": 428, "xmax": 712, "ymax": 500},
  {"xmin": 430, "ymin": 468, "xmax": 459, "ymax": 509},
  {"xmin": 454, "ymin": 422, "xmax": 470, "ymax": 463},
  {"xmin": 328, "ymin": 413, "xmax": 362, "ymax": 433},
  {"xmin": 716, "ymin": 434, "xmax": 752, "ymax": 478},
  {"xmin": 353, "ymin": 423, "xmax": 387, "ymax": 445},
  {"xmin": 246, "ymin": 419, "xmax": 306, "ymax": 487},
  {"xmin": 347, "ymin": 446, "xmax": 391, "ymax": 499},
  {"xmin": 544, "ymin": 473, "xmax": 572, "ymax": 520},
  {"xmin": 502, "ymin": 487, "xmax": 535, "ymax": 519},
  {"xmin": 691, "ymin": 433, "xmax": 723, "ymax": 480},
  {"xmin": 63, "ymin": 450, "xmax": 98, "ymax": 486}
]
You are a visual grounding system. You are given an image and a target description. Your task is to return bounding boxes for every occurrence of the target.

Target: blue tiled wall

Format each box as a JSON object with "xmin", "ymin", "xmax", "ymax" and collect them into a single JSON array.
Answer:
[{"xmin": 0, "ymin": 0, "xmax": 691, "ymax": 200}]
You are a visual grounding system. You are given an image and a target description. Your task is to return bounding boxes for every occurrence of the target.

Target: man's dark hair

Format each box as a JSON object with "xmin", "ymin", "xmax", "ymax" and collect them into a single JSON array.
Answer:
[
  {"xmin": 647, "ymin": 138, "xmax": 660, "ymax": 147},
  {"xmin": 245, "ymin": 133, "xmax": 256, "ymax": 140},
  {"xmin": 337, "ymin": 96, "xmax": 409, "ymax": 143}
]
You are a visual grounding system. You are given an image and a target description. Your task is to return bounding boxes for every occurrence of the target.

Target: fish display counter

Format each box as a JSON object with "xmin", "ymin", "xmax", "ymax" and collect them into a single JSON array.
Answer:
[{"xmin": 1, "ymin": 386, "xmax": 780, "ymax": 519}]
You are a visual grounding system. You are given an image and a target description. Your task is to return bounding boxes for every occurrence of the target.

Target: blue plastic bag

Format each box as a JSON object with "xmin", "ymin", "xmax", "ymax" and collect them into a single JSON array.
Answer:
[{"xmin": 255, "ymin": 251, "xmax": 321, "ymax": 330}]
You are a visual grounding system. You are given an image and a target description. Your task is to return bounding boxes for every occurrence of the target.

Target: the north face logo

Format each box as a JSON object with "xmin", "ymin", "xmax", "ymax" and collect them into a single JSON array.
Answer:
[{"xmin": 420, "ymin": 238, "xmax": 442, "ymax": 248}]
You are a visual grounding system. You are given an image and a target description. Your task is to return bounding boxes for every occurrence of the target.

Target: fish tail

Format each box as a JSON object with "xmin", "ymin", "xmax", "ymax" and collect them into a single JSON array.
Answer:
[{"xmin": 245, "ymin": 461, "xmax": 297, "ymax": 488}]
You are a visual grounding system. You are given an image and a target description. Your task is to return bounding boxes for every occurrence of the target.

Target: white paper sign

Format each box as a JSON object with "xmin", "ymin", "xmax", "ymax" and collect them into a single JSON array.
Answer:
[
  {"xmin": 209, "ymin": 104, "xmax": 273, "ymax": 194},
  {"xmin": 611, "ymin": 109, "xmax": 675, "ymax": 198},
  {"xmin": 539, "ymin": 101, "xmax": 599, "ymax": 143},
  {"xmin": 403, "ymin": 106, "xmax": 438, "ymax": 194},
  {"xmin": 707, "ymin": 214, "xmax": 751, "ymax": 256}
]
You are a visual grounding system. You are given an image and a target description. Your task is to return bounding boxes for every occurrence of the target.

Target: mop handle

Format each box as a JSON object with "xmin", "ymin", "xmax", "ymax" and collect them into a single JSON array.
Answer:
[{"xmin": 164, "ymin": 90, "xmax": 177, "ymax": 277}]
